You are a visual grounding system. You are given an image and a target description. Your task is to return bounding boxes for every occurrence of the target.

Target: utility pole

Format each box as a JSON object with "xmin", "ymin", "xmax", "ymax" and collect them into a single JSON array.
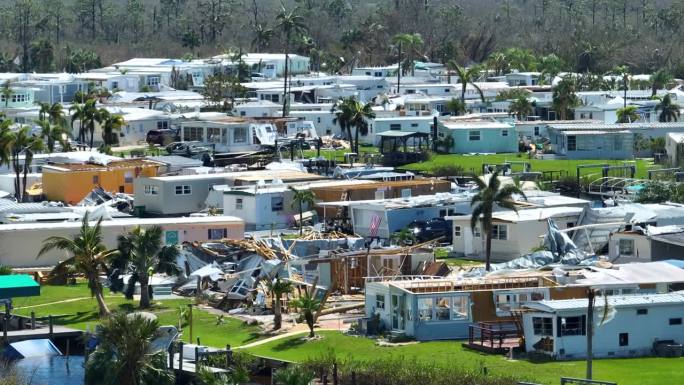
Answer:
[{"xmin": 586, "ymin": 288, "xmax": 595, "ymax": 380}]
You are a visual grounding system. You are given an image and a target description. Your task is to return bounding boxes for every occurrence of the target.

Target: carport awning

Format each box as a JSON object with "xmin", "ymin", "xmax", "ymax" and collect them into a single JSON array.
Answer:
[{"xmin": 0, "ymin": 275, "xmax": 40, "ymax": 299}]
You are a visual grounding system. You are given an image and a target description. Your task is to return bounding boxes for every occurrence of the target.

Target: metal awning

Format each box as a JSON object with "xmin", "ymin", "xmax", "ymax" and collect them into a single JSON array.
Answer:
[
  {"xmin": 377, "ymin": 131, "xmax": 419, "ymax": 137},
  {"xmin": 0, "ymin": 275, "xmax": 41, "ymax": 299}
]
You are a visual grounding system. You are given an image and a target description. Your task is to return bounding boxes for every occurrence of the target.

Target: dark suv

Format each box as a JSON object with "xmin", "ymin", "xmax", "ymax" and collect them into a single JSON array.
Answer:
[
  {"xmin": 408, "ymin": 218, "xmax": 452, "ymax": 243},
  {"xmin": 146, "ymin": 129, "xmax": 179, "ymax": 146}
]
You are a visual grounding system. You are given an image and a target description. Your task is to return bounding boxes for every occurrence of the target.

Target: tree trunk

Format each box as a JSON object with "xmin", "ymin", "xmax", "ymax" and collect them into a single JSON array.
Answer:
[
  {"xmin": 273, "ymin": 295, "xmax": 282, "ymax": 330},
  {"xmin": 586, "ymin": 289, "xmax": 595, "ymax": 379},
  {"xmin": 282, "ymin": 37, "xmax": 290, "ymax": 118},
  {"xmin": 139, "ymin": 275, "xmax": 151, "ymax": 308},
  {"xmin": 485, "ymin": 224, "xmax": 493, "ymax": 271},
  {"xmin": 91, "ymin": 277, "xmax": 111, "ymax": 317},
  {"xmin": 305, "ymin": 311, "xmax": 315, "ymax": 337},
  {"xmin": 354, "ymin": 125, "xmax": 359, "ymax": 154},
  {"xmin": 299, "ymin": 202, "xmax": 303, "ymax": 235},
  {"xmin": 397, "ymin": 42, "xmax": 402, "ymax": 94}
]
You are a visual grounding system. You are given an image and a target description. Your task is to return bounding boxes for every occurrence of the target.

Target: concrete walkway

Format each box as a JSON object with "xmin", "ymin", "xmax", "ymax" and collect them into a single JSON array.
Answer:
[{"xmin": 236, "ymin": 327, "xmax": 340, "ymax": 349}]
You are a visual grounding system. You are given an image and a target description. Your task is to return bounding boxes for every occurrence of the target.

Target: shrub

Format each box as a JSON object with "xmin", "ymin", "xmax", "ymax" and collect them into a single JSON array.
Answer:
[
  {"xmin": 0, "ymin": 265, "xmax": 12, "ymax": 275},
  {"xmin": 431, "ymin": 164, "xmax": 466, "ymax": 177}
]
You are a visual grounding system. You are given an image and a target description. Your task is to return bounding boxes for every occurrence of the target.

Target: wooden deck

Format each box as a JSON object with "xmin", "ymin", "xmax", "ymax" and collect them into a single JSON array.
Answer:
[
  {"xmin": 463, "ymin": 321, "xmax": 521, "ymax": 354},
  {"xmin": 3, "ymin": 326, "xmax": 83, "ymax": 343}
]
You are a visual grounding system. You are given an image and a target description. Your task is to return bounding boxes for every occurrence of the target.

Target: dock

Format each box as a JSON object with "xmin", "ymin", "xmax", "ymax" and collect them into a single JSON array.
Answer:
[{"xmin": 3, "ymin": 325, "xmax": 83, "ymax": 343}]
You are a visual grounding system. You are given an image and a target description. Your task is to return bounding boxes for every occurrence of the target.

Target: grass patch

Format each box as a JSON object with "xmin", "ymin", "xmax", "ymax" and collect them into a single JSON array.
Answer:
[
  {"xmin": 437, "ymin": 257, "xmax": 482, "ymax": 267},
  {"xmin": 402, "ymin": 153, "xmax": 654, "ymax": 179},
  {"xmin": 245, "ymin": 331, "xmax": 684, "ymax": 385},
  {"xmin": 12, "ymin": 284, "xmax": 264, "ymax": 348},
  {"xmin": 302, "ymin": 145, "xmax": 379, "ymax": 162}
]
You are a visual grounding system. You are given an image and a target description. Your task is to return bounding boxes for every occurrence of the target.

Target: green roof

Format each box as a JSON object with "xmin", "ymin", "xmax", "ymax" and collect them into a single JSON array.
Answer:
[{"xmin": 0, "ymin": 275, "xmax": 40, "ymax": 299}]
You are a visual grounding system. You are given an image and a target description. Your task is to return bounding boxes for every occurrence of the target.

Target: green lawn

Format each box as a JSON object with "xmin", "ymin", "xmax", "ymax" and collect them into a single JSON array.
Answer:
[
  {"xmin": 12, "ymin": 284, "xmax": 264, "ymax": 348},
  {"xmin": 245, "ymin": 331, "xmax": 684, "ymax": 385},
  {"xmin": 402, "ymin": 153, "xmax": 655, "ymax": 179},
  {"xmin": 437, "ymin": 257, "xmax": 483, "ymax": 268},
  {"xmin": 302, "ymin": 145, "xmax": 379, "ymax": 162}
]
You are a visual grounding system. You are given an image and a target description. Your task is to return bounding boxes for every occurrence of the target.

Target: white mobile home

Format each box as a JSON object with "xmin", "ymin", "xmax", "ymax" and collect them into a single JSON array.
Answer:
[
  {"xmin": 448, "ymin": 207, "xmax": 584, "ymax": 261},
  {"xmin": 223, "ymin": 185, "xmax": 309, "ymax": 231},
  {"xmin": 0, "ymin": 216, "xmax": 244, "ymax": 267},
  {"xmin": 523, "ymin": 293, "xmax": 684, "ymax": 359}
]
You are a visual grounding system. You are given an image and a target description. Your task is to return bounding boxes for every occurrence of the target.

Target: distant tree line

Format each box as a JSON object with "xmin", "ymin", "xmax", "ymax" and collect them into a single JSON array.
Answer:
[{"xmin": 0, "ymin": 1, "xmax": 683, "ymax": 77}]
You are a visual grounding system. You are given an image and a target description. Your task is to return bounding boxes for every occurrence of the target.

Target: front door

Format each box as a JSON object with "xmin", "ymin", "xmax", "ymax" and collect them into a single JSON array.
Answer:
[{"xmin": 391, "ymin": 294, "xmax": 405, "ymax": 331}]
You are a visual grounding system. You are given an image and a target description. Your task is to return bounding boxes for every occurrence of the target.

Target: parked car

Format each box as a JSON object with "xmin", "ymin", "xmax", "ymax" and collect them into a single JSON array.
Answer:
[
  {"xmin": 408, "ymin": 218, "xmax": 452, "ymax": 244},
  {"xmin": 146, "ymin": 129, "xmax": 179, "ymax": 146}
]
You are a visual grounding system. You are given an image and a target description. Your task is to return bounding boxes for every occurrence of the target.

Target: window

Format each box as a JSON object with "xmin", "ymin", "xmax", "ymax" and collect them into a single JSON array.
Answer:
[
  {"xmin": 533, "ymin": 317, "xmax": 553, "ymax": 336},
  {"xmin": 669, "ymin": 318, "xmax": 682, "ymax": 325},
  {"xmin": 406, "ymin": 89, "xmax": 416, "ymax": 94},
  {"xmin": 636, "ymin": 308, "xmax": 648, "ymax": 315},
  {"xmin": 451, "ymin": 296, "xmax": 469, "ymax": 320},
  {"xmin": 558, "ymin": 315, "xmax": 586, "ymax": 336},
  {"xmin": 157, "ymin": 121, "xmax": 169, "ymax": 130},
  {"xmin": 444, "ymin": 89, "xmax": 451, "ymax": 93},
  {"xmin": 271, "ymin": 196, "xmax": 283, "ymax": 211},
  {"xmin": 501, "ymin": 129, "xmax": 509, "ymax": 137},
  {"xmin": 418, "ymin": 298, "xmax": 433, "ymax": 321},
  {"xmin": 401, "ymin": 188, "xmax": 411, "ymax": 198},
  {"xmin": 144, "ymin": 185, "xmax": 159, "ymax": 195},
  {"xmin": 208, "ymin": 228, "xmax": 227, "ymax": 240},
  {"xmin": 376, "ymin": 294, "xmax": 385, "ymax": 310},
  {"xmin": 619, "ymin": 333, "xmax": 629, "ymax": 346},
  {"xmin": 233, "ymin": 127, "xmax": 248, "ymax": 143},
  {"xmin": 534, "ymin": 126, "xmax": 540, "ymax": 136},
  {"xmin": 411, "ymin": 123, "xmax": 419, "ymax": 128},
  {"xmin": 374, "ymin": 71, "xmax": 382, "ymax": 77},
  {"xmin": 124, "ymin": 171, "xmax": 134, "ymax": 184},
  {"xmin": 435, "ymin": 297, "xmax": 451, "ymax": 320},
  {"xmin": 474, "ymin": 227, "xmax": 481, "ymax": 237},
  {"xmin": 240, "ymin": 111, "xmax": 246, "ymax": 116},
  {"xmin": 454, "ymin": 226, "xmax": 461, "ymax": 237},
  {"xmin": 317, "ymin": 117, "xmax": 321, "ymax": 124},
  {"xmin": 175, "ymin": 185, "xmax": 191, "ymax": 195},
  {"xmin": 619, "ymin": 239, "xmax": 634, "ymax": 256},
  {"xmin": 207, "ymin": 127, "xmax": 222, "ymax": 143},
  {"xmin": 492, "ymin": 224, "xmax": 508, "ymax": 240},
  {"xmin": 496, "ymin": 290, "xmax": 546, "ymax": 314},
  {"xmin": 567, "ymin": 135, "xmax": 577, "ymax": 151},
  {"xmin": 469, "ymin": 130, "xmax": 481, "ymax": 141},
  {"xmin": 183, "ymin": 126, "xmax": 203, "ymax": 141},
  {"xmin": 146, "ymin": 76, "xmax": 160, "ymax": 87},
  {"xmin": 92, "ymin": 175, "xmax": 99, "ymax": 184},
  {"xmin": 390, "ymin": 123, "xmax": 401, "ymax": 131},
  {"xmin": 111, "ymin": 81, "xmax": 118, "ymax": 90},
  {"xmin": 235, "ymin": 198, "xmax": 243, "ymax": 210}
]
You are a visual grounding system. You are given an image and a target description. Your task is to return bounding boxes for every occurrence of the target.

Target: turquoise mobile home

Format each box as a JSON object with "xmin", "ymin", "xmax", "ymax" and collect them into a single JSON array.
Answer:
[{"xmin": 438, "ymin": 117, "xmax": 517, "ymax": 154}]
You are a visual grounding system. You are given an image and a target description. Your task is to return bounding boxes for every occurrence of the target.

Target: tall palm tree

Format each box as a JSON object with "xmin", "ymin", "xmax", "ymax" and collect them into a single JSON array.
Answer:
[
  {"xmin": 486, "ymin": 51, "xmax": 508, "ymax": 77},
  {"xmin": 470, "ymin": 172, "xmax": 525, "ymax": 271},
  {"xmin": 446, "ymin": 97, "xmax": 466, "ymax": 116},
  {"xmin": 38, "ymin": 102, "xmax": 51, "ymax": 122},
  {"xmin": 509, "ymin": 96, "xmax": 533, "ymax": 120},
  {"xmin": 115, "ymin": 226, "xmax": 180, "ymax": 309},
  {"xmin": 82, "ymin": 99, "xmax": 101, "ymax": 149},
  {"xmin": 391, "ymin": 33, "xmax": 423, "ymax": 78},
  {"xmin": 650, "ymin": 69, "xmax": 672, "ymax": 97},
  {"xmin": 656, "ymin": 94, "xmax": 680, "ymax": 122},
  {"xmin": 37, "ymin": 119, "xmax": 67, "ymax": 153},
  {"xmin": 9, "ymin": 126, "xmax": 44, "ymax": 202},
  {"xmin": 263, "ymin": 277, "xmax": 293, "ymax": 330},
  {"xmin": 98, "ymin": 109, "xmax": 125, "ymax": 146},
  {"xmin": 2, "ymin": 80, "xmax": 13, "ymax": 108},
  {"xmin": 37, "ymin": 213, "xmax": 116, "ymax": 317},
  {"xmin": 552, "ymin": 76, "xmax": 580, "ymax": 120},
  {"xmin": 0, "ymin": 120, "xmax": 13, "ymax": 170},
  {"xmin": 448, "ymin": 61, "xmax": 485, "ymax": 105},
  {"xmin": 47, "ymin": 102, "xmax": 67, "ymax": 128},
  {"xmin": 290, "ymin": 289, "xmax": 321, "ymax": 338},
  {"xmin": 69, "ymin": 102, "xmax": 86, "ymax": 145},
  {"xmin": 276, "ymin": 6, "xmax": 307, "ymax": 117},
  {"xmin": 331, "ymin": 97, "xmax": 376, "ymax": 154},
  {"xmin": 85, "ymin": 312, "xmax": 174, "ymax": 385},
  {"xmin": 288, "ymin": 186, "xmax": 316, "ymax": 235},
  {"xmin": 616, "ymin": 105, "xmax": 639, "ymax": 123},
  {"xmin": 612, "ymin": 65, "xmax": 630, "ymax": 108}
]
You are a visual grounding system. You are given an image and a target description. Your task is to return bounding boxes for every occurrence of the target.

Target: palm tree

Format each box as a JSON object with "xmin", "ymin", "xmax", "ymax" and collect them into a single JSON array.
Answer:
[
  {"xmin": 486, "ymin": 51, "xmax": 508, "ymax": 77},
  {"xmin": 448, "ymin": 61, "xmax": 485, "ymax": 105},
  {"xmin": 69, "ymin": 102, "xmax": 86, "ymax": 145},
  {"xmin": 38, "ymin": 102, "xmax": 51, "ymax": 122},
  {"xmin": 251, "ymin": 24, "xmax": 273, "ymax": 53},
  {"xmin": 391, "ymin": 33, "xmax": 423, "ymax": 78},
  {"xmin": 509, "ymin": 96, "xmax": 533, "ymax": 120},
  {"xmin": 288, "ymin": 186, "xmax": 316, "ymax": 235},
  {"xmin": 263, "ymin": 277, "xmax": 293, "ymax": 330},
  {"xmin": 2, "ymin": 80, "xmax": 13, "ymax": 108},
  {"xmin": 276, "ymin": 6, "xmax": 307, "ymax": 117},
  {"xmin": 650, "ymin": 69, "xmax": 672, "ymax": 97},
  {"xmin": 331, "ymin": 97, "xmax": 376, "ymax": 154},
  {"xmin": 84, "ymin": 312, "xmax": 174, "ymax": 385},
  {"xmin": 391, "ymin": 227, "xmax": 416, "ymax": 246},
  {"xmin": 537, "ymin": 53, "xmax": 564, "ymax": 85},
  {"xmin": 37, "ymin": 213, "xmax": 116, "ymax": 317},
  {"xmin": 656, "ymin": 94, "xmax": 680, "ymax": 122},
  {"xmin": 98, "ymin": 109, "xmax": 125, "ymax": 146},
  {"xmin": 470, "ymin": 172, "xmax": 525, "ymax": 271},
  {"xmin": 82, "ymin": 99, "xmax": 101, "ymax": 149},
  {"xmin": 115, "ymin": 226, "xmax": 180, "ymax": 309},
  {"xmin": 552, "ymin": 76, "xmax": 580, "ymax": 120},
  {"xmin": 48, "ymin": 102, "xmax": 67, "ymax": 128},
  {"xmin": 8, "ymin": 126, "xmax": 44, "ymax": 201},
  {"xmin": 290, "ymin": 289, "xmax": 321, "ymax": 338},
  {"xmin": 0, "ymin": 120, "xmax": 12, "ymax": 169},
  {"xmin": 446, "ymin": 98, "xmax": 466, "ymax": 116},
  {"xmin": 37, "ymin": 119, "xmax": 66, "ymax": 153},
  {"xmin": 272, "ymin": 365, "xmax": 315, "ymax": 385},
  {"xmin": 612, "ymin": 65, "xmax": 630, "ymax": 108},
  {"xmin": 616, "ymin": 105, "xmax": 639, "ymax": 123}
]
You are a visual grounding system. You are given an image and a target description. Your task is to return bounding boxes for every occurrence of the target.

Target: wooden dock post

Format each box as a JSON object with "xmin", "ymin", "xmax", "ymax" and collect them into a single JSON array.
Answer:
[
  {"xmin": 225, "ymin": 344, "xmax": 231, "ymax": 368},
  {"xmin": 178, "ymin": 342, "xmax": 184, "ymax": 374},
  {"xmin": 168, "ymin": 343, "xmax": 174, "ymax": 370},
  {"xmin": 48, "ymin": 315, "xmax": 53, "ymax": 340},
  {"xmin": 30, "ymin": 311, "xmax": 35, "ymax": 330},
  {"xmin": 194, "ymin": 346, "xmax": 199, "ymax": 373},
  {"xmin": 187, "ymin": 304, "xmax": 193, "ymax": 343}
]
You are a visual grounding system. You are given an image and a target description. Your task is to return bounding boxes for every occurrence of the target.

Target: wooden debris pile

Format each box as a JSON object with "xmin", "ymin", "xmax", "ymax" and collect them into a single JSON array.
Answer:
[{"xmin": 220, "ymin": 239, "xmax": 290, "ymax": 260}]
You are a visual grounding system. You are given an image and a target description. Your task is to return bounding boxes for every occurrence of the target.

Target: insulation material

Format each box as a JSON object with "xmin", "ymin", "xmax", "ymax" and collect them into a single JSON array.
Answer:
[{"xmin": 575, "ymin": 262, "xmax": 684, "ymax": 286}]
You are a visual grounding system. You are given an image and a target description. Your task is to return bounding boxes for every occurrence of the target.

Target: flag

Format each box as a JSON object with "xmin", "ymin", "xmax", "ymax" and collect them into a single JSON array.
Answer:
[{"xmin": 369, "ymin": 213, "xmax": 382, "ymax": 238}]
